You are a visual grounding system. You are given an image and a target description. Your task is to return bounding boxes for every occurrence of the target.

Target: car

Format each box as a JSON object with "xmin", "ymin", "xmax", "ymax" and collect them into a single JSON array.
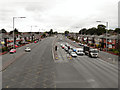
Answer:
[
  {"xmin": 65, "ymin": 43, "xmax": 68, "ymax": 46},
  {"xmin": 68, "ymin": 49, "xmax": 73, "ymax": 54},
  {"xmin": 70, "ymin": 52, "xmax": 77, "ymax": 57},
  {"xmin": 25, "ymin": 47, "xmax": 31, "ymax": 52},
  {"xmin": 9, "ymin": 49, "xmax": 16, "ymax": 54},
  {"xmin": 72, "ymin": 48, "xmax": 77, "ymax": 52},
  {"xmin": 61, "ymin": 45, "xmax": 65, "ymax": 49},
  {"xmin": 60, "ymin": 44, "xmax": 63, "ymax": 47},
  {"xmin": 64, "ymin": 46, "xmax": 68, "ymax": 51},
  {"xmin": 73, "ymin": 41, "xmax": 76, "ymax": 43},
  {"xmin": 76, "ymin": 48, "xmax": 85, "ymax": 55},
  {"xmin": 15, "ymin": 45, "xmax": 19, "ymax": 48},
  {"xmin": 70, "ymin": 46, "xmax": 73, "ymax": 49},
  {"xmin": 25, "ymin": 42, "xmax": 29, "ymax": 44},
  {"xmin": 81, "ymin": 44, "xmax": 84, "ymax": 46},
  {"xmin": 34, "ymin": 41, "xmax": 37, "ymax": 43},
  {"xmin": 78, "ymin": 43, "xmax": 83, "ymax": 46},
  {"xmin": 60, "ymin": 38, "xmax": 62, "ymax": 41}
]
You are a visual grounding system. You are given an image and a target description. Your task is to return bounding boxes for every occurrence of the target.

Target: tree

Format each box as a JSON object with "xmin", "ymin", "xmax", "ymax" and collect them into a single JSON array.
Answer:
[
  {"xmin": 114, "ymin": 28, "xmax": 120, "ymax": 34},
  {"xmin": 79, "ymin": 28, "xmax": 87, "ymax": 35},
  {"xmin": 0, "ymin": 29, "xmax": 7, "ymax": 33},
  {"xmin": 35, "ymin": 32, "xmax": 39, "ymax": 34},
  {"xmin": 97, "ymin": 24, "xmax": 106, "ymax": 35},
  {"xmin": 49, "ymin": 29, "xmax": 53, "ymax": 36},
  {"xmin": 14, "ymin": 28, "xmax": 19, "ymax": 34},
  {"xmin": 97, "ymin": 24, "xmax": 106, "ymax": 29},
  {"xmin": 9, "ymin": 31, "xmax": 13, "ymax": 35},
  {"xmin": 86, "ymin": 27, "xmax": 97, "ymax": 35},
  {"xmin": 64, "ymin": 31, "xmax": 69, "ymax": 35},
  {"xmin": 9, "ymin": 28, "xmax": 19, "ymax": 35},
  {"xmin": 108, "ymin": 29, "xmax": 114, "ymax": 34},
  {"xmin": 42, "ymin": 33, "xmax": 46, "ymax": 38},
  {"xmin": 53, "ymin": 31, "xmax": 58, "ymax": 34}
]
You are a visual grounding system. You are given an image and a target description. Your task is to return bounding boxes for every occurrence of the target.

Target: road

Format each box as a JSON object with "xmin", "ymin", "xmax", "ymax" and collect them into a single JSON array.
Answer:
[
  {"xmin": 2, "ymin": 35, "xmax": 118, "ymax": 88},
  {"xmin": 2, "ymin": 37, "xmax": 56, "ymax": 88},
  {"xmin": 55, "ymin": 35, "xmax": 118, "ymax": 88}
]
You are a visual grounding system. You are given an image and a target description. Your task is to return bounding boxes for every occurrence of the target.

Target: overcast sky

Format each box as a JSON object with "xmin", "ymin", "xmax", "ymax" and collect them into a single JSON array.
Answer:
[{"xmin": 0, "ymin": 0, "xmax": 119, "ymax": 32}]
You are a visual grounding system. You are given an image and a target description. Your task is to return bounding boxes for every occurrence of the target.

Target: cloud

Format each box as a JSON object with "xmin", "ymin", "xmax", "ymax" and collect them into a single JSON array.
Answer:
[{"xmin": 0, "ymin": 0, "xmax": 119, "ymax": 32}]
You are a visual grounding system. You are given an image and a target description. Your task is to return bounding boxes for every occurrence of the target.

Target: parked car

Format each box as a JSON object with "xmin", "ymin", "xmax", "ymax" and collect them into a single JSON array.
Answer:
[
  {"xmin": 60, "ymin": 44, "xmax": 63, "ymax": 47},
  {"xmin": 15, "ymin": 45, "xmax": 19, "ymax": 48},
  {"xmin": 78, "ymin": 43, "xmax": 84, "ymax": 46},
  {"xmin": 70, "ymin": 52, "xmax": 77, "ymax": 57},
  {"xmin": 9, "ymin": 49, "xmax": 16, "ymax": 54},
  {"xmin": 65, "ymin": 43, "xmax": 68, "ymax": 46},
  {"xmin": 25, "ymin": 47, "xmax": 31, "ymax": 52},
  {"xmin": 73, "ymin": 41, "xmax": 76, "ymax": 43},
  {"xmin": 60, "ymin": 38, "xmax": 62, "ymax": 41},
  {"xmin": 34, "ymin": 41, "xmax": 37, "ymax": 43}
]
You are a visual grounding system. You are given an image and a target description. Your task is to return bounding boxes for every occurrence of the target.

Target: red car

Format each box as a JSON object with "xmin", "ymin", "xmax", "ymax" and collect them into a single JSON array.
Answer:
[
  {"xmin": 62, "ymin": 45, "xmax": 65, "ymax": 49},
  {"xmin": 34, "ymin": 41, "xmax": 37, "ymax": 43},
  {"xmin": 15, "ymin": 45, "xmax": 18, "ymax": 48},
  {"xmin": 9, "ymin": 49, "xmax": 16, "ymax": 54}
]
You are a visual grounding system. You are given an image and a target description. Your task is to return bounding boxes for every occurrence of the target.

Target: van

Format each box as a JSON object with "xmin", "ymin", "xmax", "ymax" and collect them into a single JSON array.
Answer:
[{"xmin": 76, "ymin": 48, "xmax": 84, "ymax": 55}]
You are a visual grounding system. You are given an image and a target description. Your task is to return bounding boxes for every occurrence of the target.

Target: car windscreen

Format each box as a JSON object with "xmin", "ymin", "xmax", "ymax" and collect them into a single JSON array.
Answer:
[{"xmin": 91, "ymin": 50, "xmax": 98, "ymax": 53}]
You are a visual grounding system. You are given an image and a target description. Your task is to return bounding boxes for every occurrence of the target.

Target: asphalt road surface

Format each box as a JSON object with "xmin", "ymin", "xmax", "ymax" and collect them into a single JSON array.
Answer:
[
  {"xmin": 2, "ymin": 35, "xmax": 118, "ymax": 88},
  {"xmin": 55, "ymin": 35, "xmax": 118, "ymax": 88},
  {"xmin": 3, "ymin": 37, "xmax": 56, "ymax": 88}
]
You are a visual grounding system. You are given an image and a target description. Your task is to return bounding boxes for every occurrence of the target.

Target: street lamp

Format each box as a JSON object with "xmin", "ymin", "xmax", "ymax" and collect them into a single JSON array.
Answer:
[
  {"xmin": 30, "ymin": 25, "xmax": 38, "ymax": 41},
  {"xmin": 96, "ymin": 21, "xmax": 108, "ymax": 52},
  {"xmin": 13, "ymin": 17, "xmax": 26, "ymax": 49}
]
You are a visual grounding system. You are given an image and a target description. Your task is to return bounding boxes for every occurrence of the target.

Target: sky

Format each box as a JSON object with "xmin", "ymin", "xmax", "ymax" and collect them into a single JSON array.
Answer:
[{"xmin": 0, "ymin": 0, "xmax": 119, "ymax": 33}]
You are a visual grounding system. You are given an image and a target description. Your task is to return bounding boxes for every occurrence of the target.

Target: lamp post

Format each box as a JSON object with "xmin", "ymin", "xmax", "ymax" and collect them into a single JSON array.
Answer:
[
  {"xmin": 30, "ymin": 25, "xmax": 38, "ymax": 41},
  {"xmin": 13, "ymin": 17, "xmax": 26, "ymax": 49},
  {"xmin": 39, "ymin": 29, "xmax": 41, "ymax": 41},
  {"xmin": 96, "ymin": 21, "xmax": 108, "ymax": 52}
]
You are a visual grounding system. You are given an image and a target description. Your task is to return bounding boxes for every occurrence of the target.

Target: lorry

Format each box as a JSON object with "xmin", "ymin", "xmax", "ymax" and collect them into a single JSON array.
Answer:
[{"xmin": 83, "ymin": 46, "xmax": 99, "ymax": 58}]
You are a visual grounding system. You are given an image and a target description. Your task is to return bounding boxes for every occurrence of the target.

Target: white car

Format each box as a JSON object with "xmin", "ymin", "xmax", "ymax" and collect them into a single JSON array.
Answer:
[
  {"xmin": 25, "ymin": 47, "xmax": 31, "ymax": 52},
  {"xmin": 64, "ymin": 46, "xmax": 68, "ymax": 51},
  {"xmin": 60, "ymin": 38, "xmax": 62, "ymax": 41},
  {"xmin": 73, "ymin": 41, "xmax": 76, "ymax": 43},
  {"xmin": 60, "ymin": 44, "xmax": 63, "ymax": 47},
  {"xmin": 68, "ymin": 49, "xmax": 73, "ymax": 54},
  {"xmin": 65, "ymin": 43, "xmax": 68, "ymax": 46},
  {"xmin": 70, "ymin": 52, "xmax": 77, "ymax": 57}
]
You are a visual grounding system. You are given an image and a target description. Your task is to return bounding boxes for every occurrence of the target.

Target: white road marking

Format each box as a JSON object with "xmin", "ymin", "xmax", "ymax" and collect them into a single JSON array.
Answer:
[{"xmin": 55, "ymin": 79, "xmax": 95, "ymax": 83}]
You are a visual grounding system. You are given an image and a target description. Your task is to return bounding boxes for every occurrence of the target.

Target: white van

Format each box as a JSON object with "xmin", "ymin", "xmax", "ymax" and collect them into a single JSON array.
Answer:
[{"xmin": 76, "ymin": 48, "xmax": 84, "ymax": 55}]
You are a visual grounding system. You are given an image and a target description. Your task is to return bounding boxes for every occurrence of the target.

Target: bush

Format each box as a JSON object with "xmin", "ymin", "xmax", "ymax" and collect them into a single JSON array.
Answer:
[
  {"xmin": 113, "ymin": 50, "xmax": 119, "ymax": 54},
  {"xmin": 108, "ymin": 49, "xmax": 114, "ymax": 51},
  {"xmin": 2, "ymin": 47, "xmax": 8, "ymax": 52},
  {"xmin": 90, "ymin": 43, "xmax": 94, "ymax": 46},
  {"xmin": 108, "ymin": 49, "xmax": 117, "ymax": 52}
]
